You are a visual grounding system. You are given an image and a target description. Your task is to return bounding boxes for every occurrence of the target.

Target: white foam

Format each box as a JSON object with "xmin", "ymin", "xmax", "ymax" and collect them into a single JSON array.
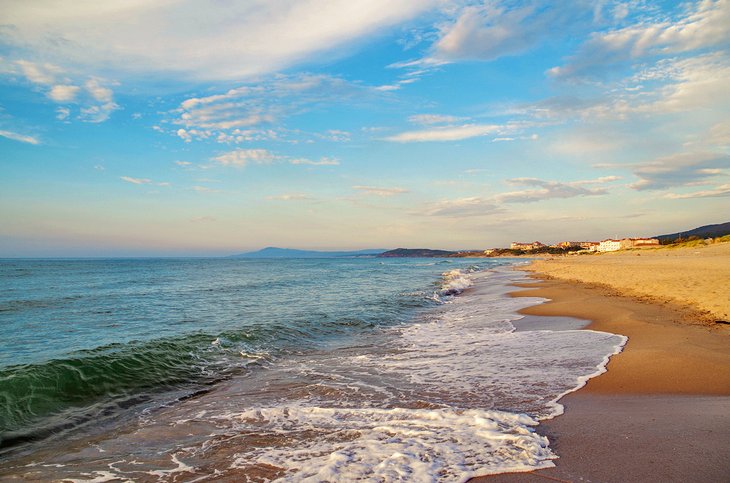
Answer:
[
  {"xmin": 226, "ymin": 405, "xmax": 554, "ymax": 482},
  {"xmin": 437, "ymin": 269, "xmax": 474, "ymax": 298}
]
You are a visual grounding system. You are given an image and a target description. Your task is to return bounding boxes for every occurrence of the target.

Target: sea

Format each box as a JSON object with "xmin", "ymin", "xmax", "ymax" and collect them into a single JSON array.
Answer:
[{"xmin": 0, "ymin": 257, "xmax": 626, "ymax": 482}]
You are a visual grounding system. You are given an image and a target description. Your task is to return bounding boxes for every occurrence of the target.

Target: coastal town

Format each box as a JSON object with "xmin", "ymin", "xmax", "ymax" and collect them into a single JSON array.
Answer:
[{"xmin": 510, "ymin": 237, "xmax": 660, "ymax": 253}]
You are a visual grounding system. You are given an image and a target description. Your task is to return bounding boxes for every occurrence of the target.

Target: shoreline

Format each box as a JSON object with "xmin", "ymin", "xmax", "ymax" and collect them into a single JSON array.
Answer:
[{"xmin": 473, "ymin": 263, "xmax": 730, "ymax": 481}]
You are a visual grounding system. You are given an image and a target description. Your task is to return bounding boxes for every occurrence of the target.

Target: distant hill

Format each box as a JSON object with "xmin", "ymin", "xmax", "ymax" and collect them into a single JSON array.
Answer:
[
  {"xmin": 655, "ymin": 222, "xmax": 730, "ymax": 243},
  {"xmin": 230, "ymin": 247, "xmax": 387, "ymax": 258},
  {"xmin": 378, "ymin": 248, "xmax": 455, "ymax": 258}
]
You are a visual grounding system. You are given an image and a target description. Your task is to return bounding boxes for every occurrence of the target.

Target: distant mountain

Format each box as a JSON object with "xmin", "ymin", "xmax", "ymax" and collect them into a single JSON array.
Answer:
[
  {"xmin": 230, "ymin": 247, "xmax": 387, "ymax": 258},
  {"xmin": 378, "ymin": 248, "xmax": 456, "ymax": 258},
  {"xmin": 655, "ymin": 222, "xmax": 730, "ymax": 242}
]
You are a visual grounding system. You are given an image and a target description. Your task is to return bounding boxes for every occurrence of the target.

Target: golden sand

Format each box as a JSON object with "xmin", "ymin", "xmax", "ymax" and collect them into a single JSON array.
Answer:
[{"xmin": 528, "ymin": 241, "xmax": 730, "ymax": 322}]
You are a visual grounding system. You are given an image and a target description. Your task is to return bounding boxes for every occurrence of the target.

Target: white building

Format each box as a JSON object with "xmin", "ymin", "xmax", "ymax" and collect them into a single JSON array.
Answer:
[{"xmin": 598, "ymin": 239, "xmax": 622, "ymax": 252}]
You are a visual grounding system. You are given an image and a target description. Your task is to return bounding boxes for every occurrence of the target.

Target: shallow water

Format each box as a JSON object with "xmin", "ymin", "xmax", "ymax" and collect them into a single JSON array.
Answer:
[{"xmin": 0, "ymin": 258, "xmax": 625, "ymax": 481}]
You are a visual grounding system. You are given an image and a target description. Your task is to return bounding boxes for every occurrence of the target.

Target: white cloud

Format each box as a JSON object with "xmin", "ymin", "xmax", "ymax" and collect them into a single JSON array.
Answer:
[
  {"xmin": 15, "ymin": 60, "xmax": 62, "ymax": 85},
  {"xmin": 705, "ymin": 121, "xmax": 730, "ymax": 147},
  {"xmin": 664, "ymin": 183, "xmax": 730, "ymax": 199},
  {"xmin": 175, "ymin": 160, "xmax": 193, "ymax": 166},
  {"xmin": 408, "ymin": 114, "xmax": 466, "ymax": 125},
  {"xmin": 630, "ymin": 152, "xmax": 730, "ymax": 190},
  {"xmin": 420, "ymin": 197, "xmax": 501, "ymax": 217},
  {"xmin": 77, "ymin": 78, "xmax": 119, "ymax": 122},
  {"xmin": 0, "ymin": 129, "xmax": 40, "ymax": 145},
  {"xmin": 290, "ymin": 157, "xmax": 340, "ymax": 166},
  {"xmin": 317, "ymin": 130, "xmax": 351, "ymax": 142},
  {"xmin": 266, "ymin": 193, "xmax": 315, "ymax": 201},
  {"xmin": 120, "ymin": 176, "xmax": 151, "ymax": 185},
  {"xmin": 385, "ymin": 123, "xmax": 502, "ymax": 142},
  {"xmin": 431, "ymin": 3, "xmax": 561, "ymax": 63},
  {"xmin": 11, "ymin": 60, "xmax": 119, "ymax": 122},
  {"xmin": 80, "ymin": 102, "xmax": 119, "ymax": 123},
  {"xmin": 192, "ymin": 185, "xmax": 221, "ymax": 193},
  {"xmin": 551, "ymin": 0, "xmax": 730, "ymax": 79},
  {"xmin": 85, "ymin": 78, "xmax": 114, "ymax": 103},
  {"xmin": 173, "ymin": 74, "xmax": 368, "ymax": 143},
  {"xmin": 47, "ymin": 84, "xmax": 80, "ymax": 102},
  {"xmin": 1, "ymin": 1, "xmax": 436, "ymax": 81},
  {"xmin": 213, "ymin": 148, "xmax": 277, "ymax": 167},
  {"xmin": 523, "ymin": 53, "xmax": 730, "ymax": 123},
  {"xmin": 56, "ymin": 107, "xmax": 71, "ymax": 120},
  {"xmin": 494, "ymin": 176, "xmax": 618, "ymax": 203},
  {"xmin": 352, "ymin": 185, "xmax": 408, "ymax": 197}
]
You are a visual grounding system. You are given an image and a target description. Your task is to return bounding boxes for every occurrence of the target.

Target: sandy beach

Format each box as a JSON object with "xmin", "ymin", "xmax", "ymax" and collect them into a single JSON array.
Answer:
[{"xmin": 475, "ymin": 241, "xmax": 730, "ymax": 482}]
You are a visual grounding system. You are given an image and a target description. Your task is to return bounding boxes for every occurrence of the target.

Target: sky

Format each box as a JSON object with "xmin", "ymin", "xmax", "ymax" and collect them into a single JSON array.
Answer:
[{"xmin": 0, "ymin": 0, "xmax": 729, "ymax": 257}]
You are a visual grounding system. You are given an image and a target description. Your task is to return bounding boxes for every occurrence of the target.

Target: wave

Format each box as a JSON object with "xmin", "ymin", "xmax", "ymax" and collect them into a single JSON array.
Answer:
[
  {"xmin": 0, "ymin": 310, "xmax": 407, "ymax": 453},
  {"xmin": 0, "ymin": 330, "xmax": 278, "ymax": 451},
  {"xmin": 436, "ymin": 269, "xmax": 476, "ymax": 299}
]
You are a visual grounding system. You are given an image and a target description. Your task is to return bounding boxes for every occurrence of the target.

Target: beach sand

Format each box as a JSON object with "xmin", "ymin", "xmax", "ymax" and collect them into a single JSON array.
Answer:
[
  {"xmin": 473, "ymin": 241, "xmax": 730, "ymax": 482},
  {"xmin": 528, "ymin": 241, "xmax": 730, "ymax": 322}
]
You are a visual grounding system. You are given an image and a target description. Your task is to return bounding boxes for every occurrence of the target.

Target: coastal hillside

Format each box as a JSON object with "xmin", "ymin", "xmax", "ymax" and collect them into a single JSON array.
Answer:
[
  {"xmin": 655, "ymin": 221, "xmax": 730, "ymax": 243},
  {"xmin": 378, "ymin": 248, "xmax": 456, "ymax": 258}
]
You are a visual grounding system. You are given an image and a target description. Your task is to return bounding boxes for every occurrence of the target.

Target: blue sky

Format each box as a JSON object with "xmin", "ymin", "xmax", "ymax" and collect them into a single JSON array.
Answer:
[{"xmin": 1, "ymin": 0, "xmax": 729, "ymax": 256}]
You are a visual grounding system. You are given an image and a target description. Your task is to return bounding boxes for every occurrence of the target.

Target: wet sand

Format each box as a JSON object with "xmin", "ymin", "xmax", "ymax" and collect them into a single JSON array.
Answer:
[{"xmin": 473, "ymin": 249, "xmax": 730, "ymax": 482}]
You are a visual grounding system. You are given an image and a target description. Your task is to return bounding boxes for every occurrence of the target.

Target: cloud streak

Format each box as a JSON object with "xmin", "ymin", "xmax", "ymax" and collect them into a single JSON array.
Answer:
[
  {"xmin": 630, "ymin": 152, "xmax": 730, "ymax": 190},
  {"xmin": 385, "ymin": 123, "xmax": 503, "ymax": 142},
  {"xmin": 0, "ymin": 129, "xmax": 40, "ymax": 145},
  {"xmin": 352, "ymin": 185, "xmax": 409, "ymax": 197}
]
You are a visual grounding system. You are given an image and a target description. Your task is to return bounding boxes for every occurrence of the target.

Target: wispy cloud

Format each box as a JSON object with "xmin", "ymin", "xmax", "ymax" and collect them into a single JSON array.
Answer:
[
  {"xmin": 192, "ymin": 186, "xmax": 221, "ymax": 194},
  {"xmin": 290, "ymin": 157, "xmax": 340, "ymax": 166},
  {"xmin": 352, "ymin": 185, "xmax": 409, "ymax": 197},
  {"xmin": 15, "ymin": 60, "xmax": 62, "ymax": 85},
  {"xmin": 266, "ymin": 193, "xmax": 315, "ymax": 201},
  {"xmin": 495, "ymin": 176, "xmax": 619, "ymax": 203},
  {"xmin": 79, "ymin": 78, "xmax": 119, "ymax": 123},
  {"xmin": 665, "ymin": 183, "xmax": 730, "ymax": 199},
  {"xmin": 0, "ymin": 129, "xmax": 40, "ymax": 145},
  {"xmin": 408, "ymin": 114, "xmax": 466, "ymax": 125},
  {"xmin": 120, "ymin": 176, "xmax": 151, "ymax": 185},
  {"xmin": 316, "ymin": 129, "xmax": 351, "ymax": 142},
  {"xmin": 121, "ymin": 176, "xmax": 170, "ymax": 186},
  {"xmin": 172, "ymin": 73, "xmax": 372, "ymax": 143},
  {"xmin": 549, "ymin": 0, "xmax": 730, "ymax": 80},
  {"xmin": 418, "ymin": 175, "xmax": 620, "ymax": 217},
  {"xmin": 630, "ymin": 152, "xmax": 730, "ymax": 190},
  {"xmin": 56, "ymin": 107, "xmax": 71, "ymax": 121},
  {"xmin": 1, "ymin": 1, "xmax": 436, "ymax": 81},
  {"xmin": 432, "ymin": 3, "xmax": 574, "ymax": 63},
  {"xmin": 420, "ymin": 197, "xmax": 502, "ymax": 217},
  {"xmin": 11, "ymin": 60, "xmax": 119, "ymax": 122},
  {"xmin": 213, "ymin": 149, "xmax": 277, "ymax": 167},
  {"xmin": 385, "ymin": 123, "xmax": 502, "ymax": 142}
]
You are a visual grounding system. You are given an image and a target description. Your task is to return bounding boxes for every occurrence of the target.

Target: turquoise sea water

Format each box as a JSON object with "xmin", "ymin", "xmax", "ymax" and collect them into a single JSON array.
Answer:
[
  {"xmin": 0, "ymin": 257, "xmax": 625, "ymax": 481},
  {"xmin": 0, "ymin": 258, "xmax": 491, "ymax": 447}
]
